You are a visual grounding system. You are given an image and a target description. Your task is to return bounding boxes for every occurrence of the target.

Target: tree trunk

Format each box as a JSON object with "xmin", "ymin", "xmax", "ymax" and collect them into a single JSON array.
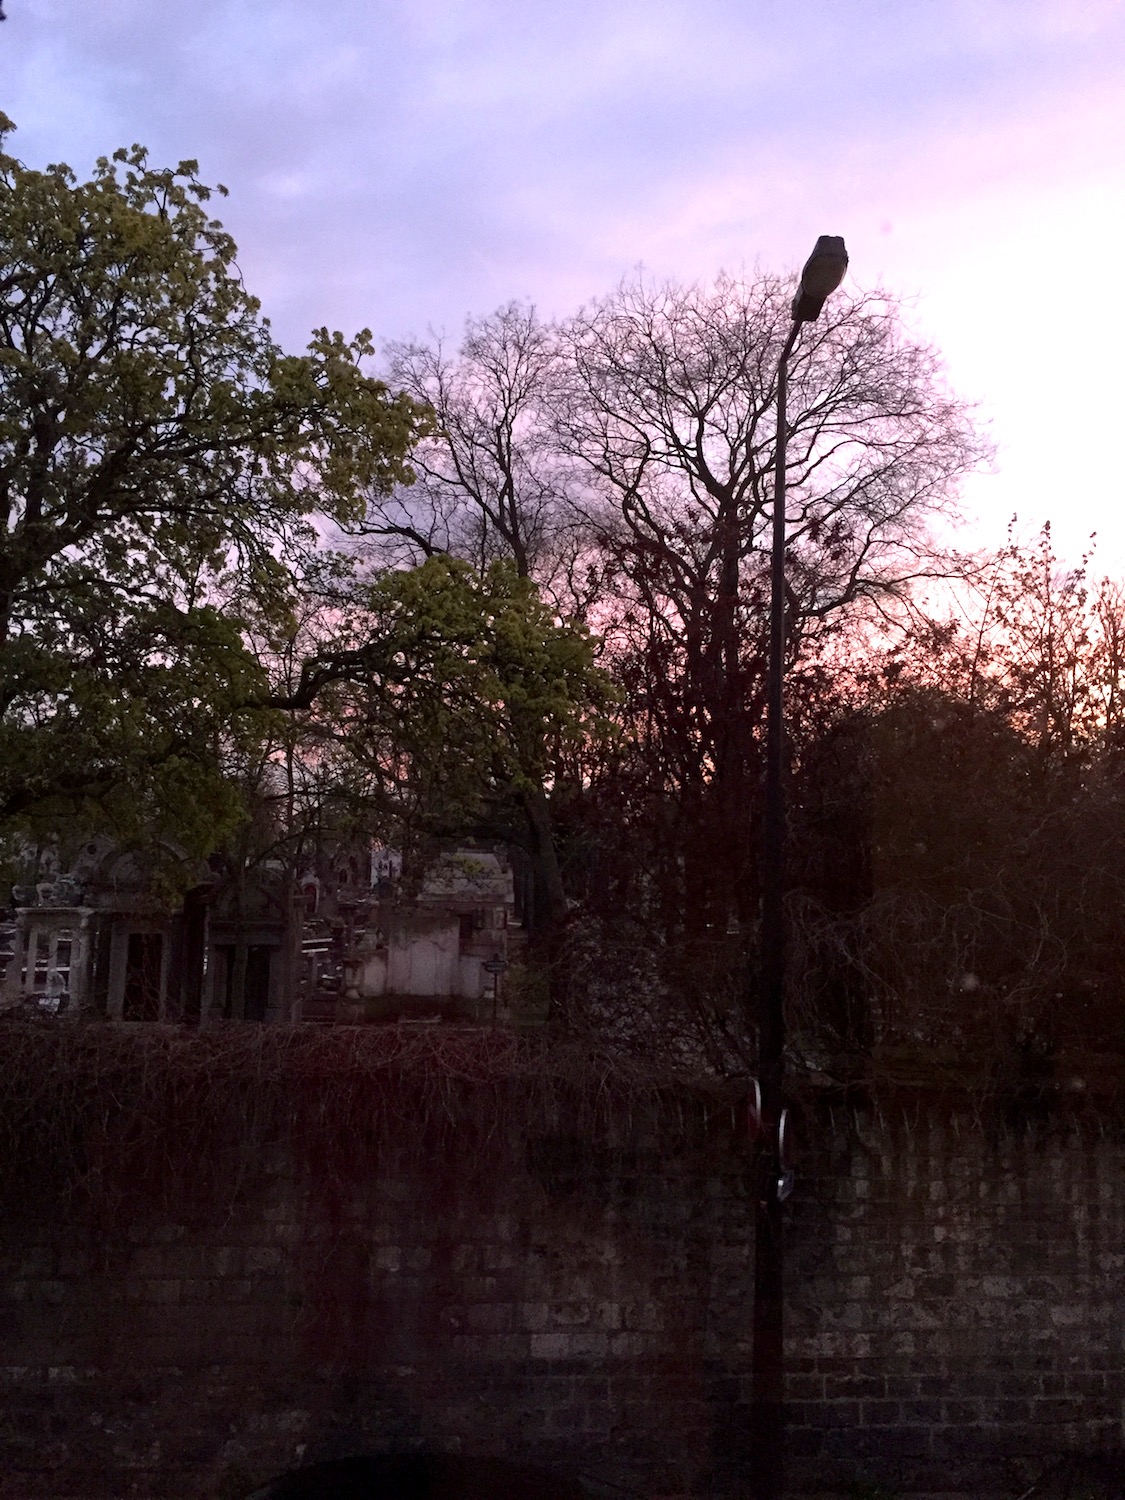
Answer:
[{"xmin": 522, "ymin": 785, "xmax": 567, "ymax": 934}]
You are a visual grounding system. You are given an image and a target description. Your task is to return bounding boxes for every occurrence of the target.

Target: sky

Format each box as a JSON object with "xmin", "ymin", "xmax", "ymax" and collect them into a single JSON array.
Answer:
[{"xmin": 2, "ymin": 0, "xmax": 1124, "ymax": 571}]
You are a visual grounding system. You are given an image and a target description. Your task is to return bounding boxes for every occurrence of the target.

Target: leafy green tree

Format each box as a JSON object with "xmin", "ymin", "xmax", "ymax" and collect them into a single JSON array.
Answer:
[
  {"xmin": 0, "ymin": 116, "xmax": 427, "ymax": 861},
  {"xmin": 279, "ymin": 554, "xmax": 614, "ymax": 929}
]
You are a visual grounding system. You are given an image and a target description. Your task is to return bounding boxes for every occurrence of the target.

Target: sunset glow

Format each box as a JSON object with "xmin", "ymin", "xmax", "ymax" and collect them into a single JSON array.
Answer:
[{"xmin": 3, "ymin": 0, "xmax": 1123, "ymax": 567}]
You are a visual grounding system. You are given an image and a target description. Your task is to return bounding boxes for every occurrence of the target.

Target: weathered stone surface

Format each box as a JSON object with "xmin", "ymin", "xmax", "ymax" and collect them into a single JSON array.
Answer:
[{"xmin": 0, "ymin": 1097, "xmax": 1122, "ymax": 1497}]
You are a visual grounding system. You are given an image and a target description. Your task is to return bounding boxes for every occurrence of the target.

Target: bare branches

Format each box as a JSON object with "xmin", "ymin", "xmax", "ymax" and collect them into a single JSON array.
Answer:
[
  {"xmin": 365, "ymin": 304, "xmax": 587, "ymax": 605},
  {"xmin": 556, "ymin": 274, "xmax": 986, "ymax": 642}
]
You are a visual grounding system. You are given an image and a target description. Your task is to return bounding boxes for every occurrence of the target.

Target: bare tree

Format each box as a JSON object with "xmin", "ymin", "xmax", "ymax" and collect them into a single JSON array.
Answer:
[
  {"xmin": 370, "ymin": 303, "xmax": 593, "ymax": 611},
  {"xmin": 550, "ymin": 270, "xmax": 988, "ymax": 933}
]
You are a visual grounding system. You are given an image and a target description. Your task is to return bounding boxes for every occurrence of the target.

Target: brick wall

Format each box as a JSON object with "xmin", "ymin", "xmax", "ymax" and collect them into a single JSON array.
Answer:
[
  {"xmin": 786, "ymin": 1100, "xmax": 1125, "ymax": 1496},
  {"xmin": 0, "ymin": 1089, "xmax": 1122, "ymax": 1499}
]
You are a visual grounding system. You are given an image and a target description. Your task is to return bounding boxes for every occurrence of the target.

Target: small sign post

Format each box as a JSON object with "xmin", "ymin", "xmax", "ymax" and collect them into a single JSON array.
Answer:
[{"xmin": 483, "ymin": 954, "xmax": 508, "ymax": 1024}]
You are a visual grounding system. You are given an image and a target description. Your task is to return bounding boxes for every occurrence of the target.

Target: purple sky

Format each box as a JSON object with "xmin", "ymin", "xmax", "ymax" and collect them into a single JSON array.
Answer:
[{"xmin": 3, "ymin": 0, "xmax": 1124, "ymax": 569}]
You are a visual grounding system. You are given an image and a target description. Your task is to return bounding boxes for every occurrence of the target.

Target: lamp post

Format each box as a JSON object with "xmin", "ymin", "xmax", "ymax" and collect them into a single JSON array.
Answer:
[{"xmin": 750, "ymin": 235, "xmax": 848, "ymax": 1500}]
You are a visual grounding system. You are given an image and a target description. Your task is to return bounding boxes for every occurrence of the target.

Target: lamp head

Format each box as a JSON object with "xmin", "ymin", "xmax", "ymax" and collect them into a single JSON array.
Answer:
[{"xmin": 791, "ymin": 235, "xmax": 848, "ymax": 322}]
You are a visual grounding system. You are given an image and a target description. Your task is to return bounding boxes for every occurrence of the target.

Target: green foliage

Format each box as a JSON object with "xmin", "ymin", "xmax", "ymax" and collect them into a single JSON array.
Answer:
[
  {"xmin": 289, "ymin": 554, "xmax": 615, "ymax": 870},
  {"xmin": 0, "ymin": 115, "xmax": 429, "ymax": 862}
]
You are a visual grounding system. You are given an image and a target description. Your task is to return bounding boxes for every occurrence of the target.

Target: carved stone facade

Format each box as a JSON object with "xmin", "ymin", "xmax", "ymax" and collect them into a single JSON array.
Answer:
[{"xmin": 2, "ymin": 842, "xmax": 520, "ymax": 1027}]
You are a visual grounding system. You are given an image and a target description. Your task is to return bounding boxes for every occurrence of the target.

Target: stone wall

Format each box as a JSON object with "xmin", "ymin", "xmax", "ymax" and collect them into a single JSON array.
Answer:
[
  {"xmin": 0, "ymin": 1085, "xmax": 1122, "ymax": 1499},
  {"xmin": 787, "ymin": 1099, "xmax": 1125, "ymax": 1496}
]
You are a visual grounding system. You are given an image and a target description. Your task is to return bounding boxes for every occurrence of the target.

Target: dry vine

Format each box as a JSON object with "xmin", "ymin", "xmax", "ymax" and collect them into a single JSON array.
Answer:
[{"xmin": 0, "ymin": 1019, "xmax": 742, "ymax": 1238}]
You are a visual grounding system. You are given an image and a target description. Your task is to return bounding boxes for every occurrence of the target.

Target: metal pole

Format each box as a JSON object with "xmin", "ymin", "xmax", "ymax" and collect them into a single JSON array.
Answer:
[{"xmin": 749, "ymin": 315, "xmax": 800, "ymax": 1500}]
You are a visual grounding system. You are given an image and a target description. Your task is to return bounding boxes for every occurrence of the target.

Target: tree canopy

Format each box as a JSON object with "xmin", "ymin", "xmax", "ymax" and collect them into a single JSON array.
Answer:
[
  {"xmin": 277, "ymin": 554, "xmax": 613, "ymax": 914},
  {"xmin": 9, "ymin": 119, "xmax": 1123, "ymax": 1092},
  {"xmin": 0, "ymin": 116, "xmax": 428, "ymax": 856},
  {"xmin": 368, "ymin": 277, "xmax": 988, "ymax": 937}
]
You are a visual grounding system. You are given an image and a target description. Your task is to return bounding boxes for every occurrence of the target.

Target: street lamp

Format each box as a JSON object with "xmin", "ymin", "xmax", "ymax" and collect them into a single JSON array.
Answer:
[{"xmin": 750, "ymin": 234, "xmax": 848, "ymax": 1500}]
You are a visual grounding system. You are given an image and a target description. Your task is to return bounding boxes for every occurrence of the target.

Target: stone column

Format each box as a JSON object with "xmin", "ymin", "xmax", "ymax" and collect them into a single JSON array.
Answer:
[
  {"xmin": 67, "ymin": 911, "xmax": 95, "ymax": 1012},
  {"xmin": 2, "ymin": 914, "xmax": 29, "ymax": 1004}
]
